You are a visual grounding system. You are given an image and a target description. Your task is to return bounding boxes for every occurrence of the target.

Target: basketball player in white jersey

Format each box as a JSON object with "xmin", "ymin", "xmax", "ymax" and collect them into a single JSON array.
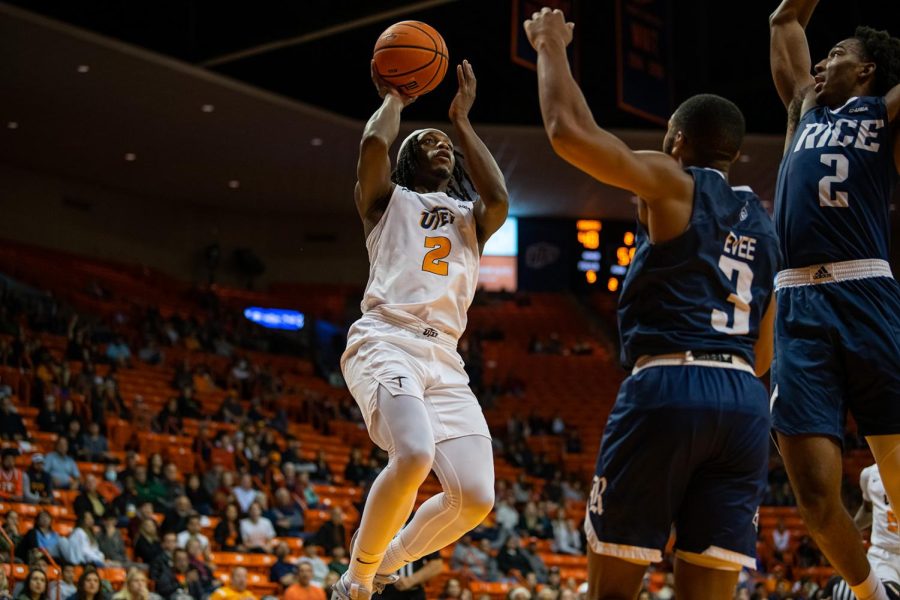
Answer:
[
  {"xmin": 857, "ymin": 464, "xmax": 900, "ymax": 583},
  {"xmin": 332, "ymin": 59, "xmax": 509, "ymax": 600}
]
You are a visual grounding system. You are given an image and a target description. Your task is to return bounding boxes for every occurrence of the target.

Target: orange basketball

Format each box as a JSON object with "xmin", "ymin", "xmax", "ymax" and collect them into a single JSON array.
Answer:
[{"xmin": 373, "ymin": 21, "xmax": 449, "ymax": 97}]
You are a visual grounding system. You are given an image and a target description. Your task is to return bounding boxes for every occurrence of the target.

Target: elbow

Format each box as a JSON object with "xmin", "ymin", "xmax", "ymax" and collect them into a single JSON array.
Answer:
[
  {"xmin": 768, "ymin": 7, "xmax": 795, "ymax": 29},
  {"xmin": 545, "ymin": 113, "xmax": 579, "ymax": 153}
]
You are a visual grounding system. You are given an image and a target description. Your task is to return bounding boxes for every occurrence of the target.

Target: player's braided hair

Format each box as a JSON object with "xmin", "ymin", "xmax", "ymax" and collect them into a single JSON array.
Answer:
[
  {"xmin": 854, "ymin": 26, "xmax": 900, "ymax": 96},
  {"xmin": 392, "ymin": 135, "xmax": 475, "ymax": 202}
]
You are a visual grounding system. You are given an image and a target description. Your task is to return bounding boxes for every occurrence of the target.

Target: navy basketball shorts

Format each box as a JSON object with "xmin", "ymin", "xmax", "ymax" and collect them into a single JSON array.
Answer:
[
  {"xmin": 585, "ymin": 364, "xmax": 769, "ymax": 568},
  {"xmin": 772, "ymin": 276, "xmax": 900, "ymax": 439}
]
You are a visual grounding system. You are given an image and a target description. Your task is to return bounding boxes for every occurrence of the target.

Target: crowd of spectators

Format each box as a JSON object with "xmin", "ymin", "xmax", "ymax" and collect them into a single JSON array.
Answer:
[{"xmin": 0, "ymin": 280, "xmax": 873, "ymax": 600}]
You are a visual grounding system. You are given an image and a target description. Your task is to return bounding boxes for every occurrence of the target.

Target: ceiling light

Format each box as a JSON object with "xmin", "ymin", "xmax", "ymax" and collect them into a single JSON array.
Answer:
[
  {"xmin": 310, "ymin": 137, "xmax": 323, "ymax": 146},
  {"xmin": 228, "ymin": 180, "xmax": 240, "ymax": 189},
  {"xmin": 124, "ymin": 153, "xmax": 137, "ymax": 161},
  {"xmin": 7, "ymin": 122, "xmax": 18, "ymax": 129},
  {"xmin": 77, "ymin": 65, "xmax": 90, "ymax": 73},
  {"xmin": 739, "ymin": 154, "xmax": 751, "ymax": 163},
  {"xmin": 201, "ymin": 104, "xmax": 215, "ymax": 113}
]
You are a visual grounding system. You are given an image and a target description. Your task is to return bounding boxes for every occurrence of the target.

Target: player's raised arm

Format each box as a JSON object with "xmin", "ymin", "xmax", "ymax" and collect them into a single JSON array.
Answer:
[
  {"xmin": 448, "ymin": 60, "xmax": 509, "ymax": 248},
  {"xmin": 768, "ymin": 0, "xmax": 818, "ymax": 111},
  {"xmin": 524, "ymin": 8, "xmax": 692, "ymax": 210},
  {"xmin": 356, "ymin": 62, "xmax": 416, "ymax": 225}
]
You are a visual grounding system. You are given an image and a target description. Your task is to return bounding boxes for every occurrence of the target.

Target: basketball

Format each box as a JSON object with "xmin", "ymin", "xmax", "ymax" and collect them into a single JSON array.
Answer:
[{"xmin": 373, "ymin": 20, "xmax": 448, "ymax": 97}]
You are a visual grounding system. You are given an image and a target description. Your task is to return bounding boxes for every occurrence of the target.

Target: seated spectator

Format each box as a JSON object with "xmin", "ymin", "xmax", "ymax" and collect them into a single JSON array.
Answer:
[
  {"xmin": 295, "ymin": 472, "xmax": 319, "ymax": 509},
  {"xmin": 17, "ymin": 510, "xmax": 60, "ymax": 562},
  {"xmin": 439, "ymin": 578, "xmax": 467, "ymax": 600},
  {"xmin": 176, "ymin": 513, "xmax": 211, "ymax": 553},
  {"xmin": 342, "ymin": 449, "xmax": 369, "ymax": 487},
  {"xmin": 65, "ymin": 420, "xmax": 85, "ymax": 459},
  {"xmin": 147, "ymin": 453, "xmax": 165, "ymax": 483},
  {"xmin": 522, "ymin": 539, "xmax": 549, "ymax": 584},
  {"xmin": 0, "ymin": 448, "xmax": 37, "ymax": 503},
  {"xmin": 185, "ymin": 538, "xmax": 218, "ymax": 597},
  {"xmin": 97, "ymin": 512, "xmax": 128, "ymax": 565},
  {"xmin": 133, "ymin": 519, "xmax": 163, "ymax": 565},
  {"xmin": 328, "ymin": 546, "xmax": 349, "ymax": 577},
  {"xmin": 105, "ymin": 337, "xmax": 132, "ymax": 367},
  {"xmin": 64, "ymin": 512, "xmax": 106, "ymax": 566},
  {"xmin": 160, "ymin": 495, "xmax": 193, "ymax": 534},
  {"xmin": 148, "ymin": 534, "xmax": 184, "ymax": 598},
  {"xmin": 0, "ymin": 510, "xmax": 22, "ymax": 563},
  {"xmin": 158, "ymin": 463, "xmax": 185, "ymax": 508},
  {"xmin": 239, "ymin": 501, "xmax": 276, "ymax": 554},
  {"xmin": 214, "ymin": 503, "xmax": 245, "ymax": 552},
  {"xmin": 496, "ymin": 536, "xmax": 533, "ymax": 579},
  {"xmin": 80, "ymin": 422, "xmax": 109, "ymax": 463},
  {"xmin": 210, "ymin": 567, "xmax": 258, "ymax": 600},
  {"xmin": 772, "ymin": 518, "xmax": 791, "ymax": 561},
  {"xmin": 74, "ymin": 474, "xmax": 107, "ymax": 520},
  {"xmin": 267, "ymin": 487, "xmax": 305, "ymax": 538},
  {"xmin": 269, "ymin": 541, "xmax": 299, "ymax": 587},
  {"xmin": 37, "ymin": 395, "xmax": 64, "ymax": 435},
  {"xmin": 112, "ymin": 568, "xmax": 163, "ymax": 600},
  {"xmin": 44, "ymin": 437, "xmax": 81, "ymax": 490},
  {"xmin": 128, "ymin": 501, "xmax": 156, "ymax": 541},
  {"xmin": 309, "ymin": 450, "xmax": 332, "ymax": 484},
  {"xmin": 551, "ymin": 517, "xmax": 583, "ymax": 556},
  {"xmin": 113, "ymin": 476, "xmax": 140, "ymax": 523},
  {"xmin": 152, "ymin": 399, "xmax": 182, "ymax": 435},
  {"xmin": 451, "ymin": 534, "xmax": 491, "ymax": 581},
  {"xmin": 297, "ymin": 545, "xmax": 329, "ymax": 588},
  {"xmin": 25, "ymin": 454, "xmax": 53, "ymax": 502},
  {"xmin": 795, "ymin": 535, "xmax": 822, "ymax": 568},
  {"xmin": 311, "ymin": 507, "xmax": 346, "ymax": 556},
  {"xmin": 47, "ymin": 566, "xmax": 76, "ymax": 600},
  {"xmin": 232, "ymin": 474, "xmax": 262, "ymax": 514},
  {"xmin": 216, "ymin": 394, "xmax": 244, "ymax": 424},
  {"xmin": 73, "ymin": 568, "xmax": 105, "ymax": 600},
  {"xmin": 0, "ymin": 396, "xmax": 27, "ymax": 440},
  {"xmin": 192, "ymin": 428, "xmax": 214, "ymax": 472},
  {"xmin": 15, "ymin": 568, "xmax": 48, "ymax": 600},
  {"xmin": 283, "ymin": 562, "xmax": 325, "ymax": 600},
  {"xmin": 137, "ymin": 338, "xmax": 164, "ymax": 366},
  {"xmin": 517, "ymin": 502, "xmax": 551, "ymax": 540}
]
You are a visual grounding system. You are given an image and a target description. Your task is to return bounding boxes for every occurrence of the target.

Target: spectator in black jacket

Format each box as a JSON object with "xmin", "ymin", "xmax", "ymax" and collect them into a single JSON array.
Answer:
[
  {"xmin": 312, "ymin": 507, "xmax": 346, "ymax": 556},
  {"xmin": 74, "ymin": 474, "xmax": 107, "ymax": 520},
  {"xmin": 496, "ymin": 536, "xmax": 533, "ymax": 579}
]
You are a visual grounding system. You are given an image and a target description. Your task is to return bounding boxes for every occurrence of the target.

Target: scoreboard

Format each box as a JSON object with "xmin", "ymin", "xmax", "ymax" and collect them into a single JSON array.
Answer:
[
  {"xmin": 574, "ymin": 219, "xmax": 636, "ymax": 292},
  {"xmin": 517, "ymin": 217, "xmax": 636, "ymax": 293}
]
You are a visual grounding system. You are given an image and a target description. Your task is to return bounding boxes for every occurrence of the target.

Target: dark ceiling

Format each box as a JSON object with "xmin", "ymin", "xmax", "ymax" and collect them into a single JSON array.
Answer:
[{"xmin": 8, "ymin": 0, "xmax": 896, "ymax": 134}]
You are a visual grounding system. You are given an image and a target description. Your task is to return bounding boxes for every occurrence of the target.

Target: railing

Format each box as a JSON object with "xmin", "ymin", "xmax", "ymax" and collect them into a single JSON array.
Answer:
[
  {"xmin": 39, "ymin": 547, "xmax": 62, "ymax": 600},
  {"xmin": 0, "ymin": 524, "xmax": 14, "ymax": 589}
]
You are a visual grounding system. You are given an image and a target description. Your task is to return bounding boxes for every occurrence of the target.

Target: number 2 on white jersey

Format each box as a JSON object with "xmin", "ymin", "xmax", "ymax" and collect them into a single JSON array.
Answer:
[
  {"xmin": 711, "ymin": 255, "xmax": 753, "ymax": 335},
  {"xmin": 421, "ymin": 236, "xmax": 451, "ymax": 276},
  {"xmin": 819, "ymin": 153, "xmax": 849, "ymax": 208}
]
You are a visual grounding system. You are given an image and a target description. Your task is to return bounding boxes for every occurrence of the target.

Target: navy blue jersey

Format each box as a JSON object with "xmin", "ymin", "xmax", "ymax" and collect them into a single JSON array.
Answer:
[
  {"xmin": 618, "ymin": 168, "xmax": 780, "ymax": 369},
  {"xmin": 775, "ymin": 96, "xmax": 898, "ymax": 268}
]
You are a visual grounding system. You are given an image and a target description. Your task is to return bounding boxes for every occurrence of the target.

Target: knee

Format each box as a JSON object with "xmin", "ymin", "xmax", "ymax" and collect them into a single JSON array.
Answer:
[
  {"xmin": 792, "ymin": 480, "xmax": 840, "ymax": 528},
  {"xmin": 392, "ymin": 443, "xmax": 435, "ymax": 481},
  {"xmin": 459, "ymin": 483, "xmax": 495, "ymax": 524}
]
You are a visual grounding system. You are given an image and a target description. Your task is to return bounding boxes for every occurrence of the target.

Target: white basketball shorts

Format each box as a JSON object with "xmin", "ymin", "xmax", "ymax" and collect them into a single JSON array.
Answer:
[{"xmin": 340, "ymin": 311, "xmax": 490, "ymax": 448}]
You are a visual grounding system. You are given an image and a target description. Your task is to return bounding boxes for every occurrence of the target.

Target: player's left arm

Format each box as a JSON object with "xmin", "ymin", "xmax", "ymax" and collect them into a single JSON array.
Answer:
[
  {"xmin": 403, "ymin": 557, "xmax": 444, "ymax": 588},
  {"xmin": 754, "ymin": 294, "xmax": 776, "ymax": 377},
  {"xmin": 449, "ymin": 60, "xmax": 510, "ymax": 250},
  {"xmin": 885, "ymin": 83, "xmax": 900, "ymax": 173}
]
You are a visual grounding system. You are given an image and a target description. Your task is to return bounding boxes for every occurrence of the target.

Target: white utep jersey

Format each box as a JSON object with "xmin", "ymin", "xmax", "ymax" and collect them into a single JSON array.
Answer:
[
  {"xmin": 861, "ymin": 464, "xmax": 900, "ymax": 553},
  {"xmin": 361, "ymin": 185, "xmax": 480, "ymax": 340}
]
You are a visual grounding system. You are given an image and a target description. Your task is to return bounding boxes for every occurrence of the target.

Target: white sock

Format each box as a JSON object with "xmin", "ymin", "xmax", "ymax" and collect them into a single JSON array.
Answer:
[
  {"xmin": 851, "ymin": 569, "xmax": 889, "ymax": 600},
  {"xmin": 377, "ymin": 536, "xmax": 416, "ymax": 576}
]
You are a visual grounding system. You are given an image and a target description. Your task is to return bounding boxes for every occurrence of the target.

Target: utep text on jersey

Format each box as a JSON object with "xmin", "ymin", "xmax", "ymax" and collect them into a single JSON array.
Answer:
[{"xmin": 776, "ymin": 96, "xmax": 898, "ymax": 269}]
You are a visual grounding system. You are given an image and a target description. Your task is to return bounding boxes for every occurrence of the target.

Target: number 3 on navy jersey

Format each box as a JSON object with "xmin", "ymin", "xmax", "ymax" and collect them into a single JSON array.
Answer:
[
  {"xmin": 819, "ymin": 153, "xmax": 849, "ymax": 208},
  {"xmin": 422, "ymin": 236, "xmax": 451, "ymax": 276},
  {"xmin": 711, "ymin": 256, "xmax": 753, "ymax": 335}
]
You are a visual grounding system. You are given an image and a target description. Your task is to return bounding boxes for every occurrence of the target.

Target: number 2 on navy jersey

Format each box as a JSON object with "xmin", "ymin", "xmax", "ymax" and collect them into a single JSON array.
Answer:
[
  {"xmin": 711, "ymin": 255, "xmax": 753, "ymax": 335},
  {"xmin": 819, "ymin": 153, "xmax": 849, "ymax": 208},
  {"xmin": 421, "ymin": 236, "xmax": 451, "ymax": 276}
]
